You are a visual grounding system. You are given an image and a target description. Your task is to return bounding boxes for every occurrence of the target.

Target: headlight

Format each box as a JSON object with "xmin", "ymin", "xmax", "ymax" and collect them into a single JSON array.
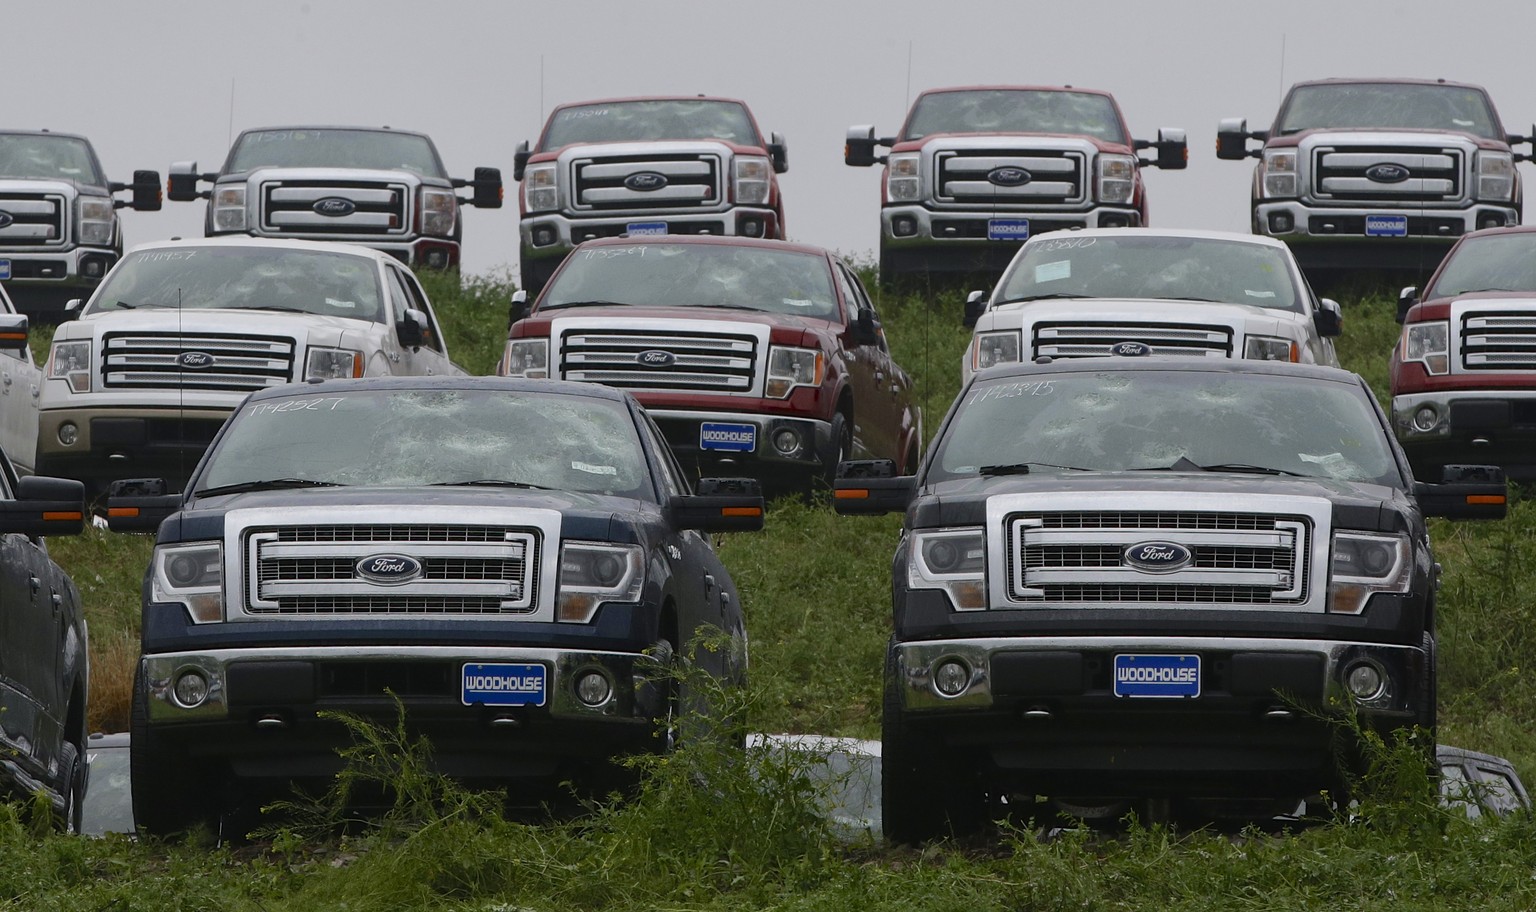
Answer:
[
  {"xmin": 734, "ymin": 156, "xmax": 771, "ymax": 205},
  {"xmin": 1476, "ymin": 151, "xmax": 1515, "ymax": 202},
  {"xmin": 304, "ymin": 347, "xmax": 363, "ymax": 380},
  {"xmin": 1328, "ymin": 531, "xmax": 1410, "ymax": 614},
  {"xmin": 1096, "ymin": 153, "xmax": 1136, "ymax": 204},
  {"xmin": 973, "ymin": 330, "xmax": 1022, "ymax": 371},
  {"xmin": 557, "ymin": 541, "xmax": 644, "ymax": 623},
  {"xmin": 765, "ymin": 345, "xmax": 823, "ymax": 399},
  {"xmin": 1403, "ymin": 320, "xmax": 1450, "ymax": 375},
  {"xmin": 420, "ymin": 188, "xmax": 457, "ymax": 237},
  {"xmin": 47, "ymin": 340, "xmax": 92, "ymax": 393},
  {"xmin": 886, "ymin": 153, "xmax": 920, "ymax": 203},
  {"xmin": 1244, "ymin": 335, "xmax": 1298, "ymax": 362},
  {"xmin": 908, "ymin": 529, "xmax": 986, "ymax": 611},
  {"xmin": 77, "ymin": 197, "xmax": 114, "ymax": 246},
  {"xmin": 502, "ymin": 338, "xmax": 549, "ymax": 378},
  {"xmin": 152, "ymin": 542, "xmax": 224, "ymax": 624},
  {"xmin": 212, "ymin": 185, "xmax": 246, "ymax": 232},
  {"xmin": 523, "ymin": 164, "xmax": 558, "ymax": 213},
  {"xmin": 1262, "ymin": 149, "xmax": 1298, "ymax": 198}
]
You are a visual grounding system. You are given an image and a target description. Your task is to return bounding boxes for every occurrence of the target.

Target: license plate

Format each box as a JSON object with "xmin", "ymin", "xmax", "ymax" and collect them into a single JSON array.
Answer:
[
  {"xmin": 0, "ymin": 260, "xmax": 10, "ymax": 281},
  {"xmin": 1364, "ymin": 214, "xmax": 1408, "ymax": 238},
  {"xmin": 1113, "ymin": 654, "xmax": 1200, "ymax": 698},
  {"xmin": 987, "ymin": 218, "xmax": 1030, "ymax": 241},
  {"xmin": 462, "ymin": 663, "xmax": 546, "ymax": 706},
  {"xmin": 625, "ymin": 221, "xmax": 668, "ymax": 237},
  {"xmin": 700, "ymin": 422, "xmax": 756, "ymax": 452}
]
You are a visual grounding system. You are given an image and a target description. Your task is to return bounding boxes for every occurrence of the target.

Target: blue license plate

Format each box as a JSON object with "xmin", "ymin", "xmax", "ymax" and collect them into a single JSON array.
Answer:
[
  {"xmin": 1113, "ymin": 654, "xmax": 1200, "ymax": 698},
  {"xmin": 1364, "ymin": 215, "xmax": 1408, "ymax": 238},
  {"xmin": 462, "ymin": 663, "xmax": 546, "ymax": 707},
  {"xmin": 700, "ymin": 422, "xmax": 756, "ymax": 452},
  {"xmin": 626, "ymin": 221, "xmax": 668, "ymax": 237},
  {"xmin": 987, "ymin": 218, "xmax": 1031, "ymax": 241},
  {"xmin": 0, "ymin": 260, "xmax": 10, "ymax": 280}
]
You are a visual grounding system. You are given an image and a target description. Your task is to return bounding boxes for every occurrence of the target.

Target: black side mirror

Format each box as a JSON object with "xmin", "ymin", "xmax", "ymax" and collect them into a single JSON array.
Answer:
[
  {"xmin": 396, "ymin": 308, "xmax": 428, "ymax": 348},
  {"xmin": 1397, "ymin": 286, "xmax": 1420, "ymax": 324},
  {"xmin": 106, "ymin": 478, "xmax": 179, "ymax": 533},
  {"xmin": 1510, "ymin": 125, "xmax": 1536, "ymax": 162},
  {"xmin": 469, "ymin": 167, "xmax": 503, "ymax": 209},
  {"xmin": 851, "ymin": 309, "xmax": 880, "ymax": 346},
  {"xmin": 0, "ymin": 476, "xmax": 86, "ymax": 537},
  {"xmin": 111, "ymin": 170, "xmax": 163, "ymax": 211},
  {"xmin": 166, "ymin": 161, "xmax": 203, "ymax": 202},
  {"xmin": 1136, "ymin": 128, "xmax": 1188, "ymax": 170},
  {"xmin": 844, "ymin": 125, "xmax": 879, "ymax": 168},
  {"xmin": 833, "ymin": 459, "xmax": 915, "ymax": 516},
  {"xmin": 669, "ymin": 477, "xmax": 765, "ymax": 533},
  {"xmin": 1415, "ymin": 465, "xmax": 1508, "ymax": 521},
  {"xmin": 0, "ymin": 313, "xmax": 28, "ymax": 351},
  {"xmin": 1314, "ymin": 298, "xmax": 1343, "ymax": 337},
  {"xmin": 513, "ymin": 141, "xmax": 531, "ymax": 182},
  {"xmin": 768, "ymin": 131, "xmax": 789, "ymax": 174},
  {"xmin": 1216, "ymin": 118, "xmax": 1256, "ymax": 161},
  {"xmin": 963, "ymin": 290, "xmax": 989, "ymax": 328}
]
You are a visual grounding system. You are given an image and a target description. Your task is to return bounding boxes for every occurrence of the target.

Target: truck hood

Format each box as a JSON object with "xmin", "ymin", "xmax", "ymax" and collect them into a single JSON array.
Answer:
[
  {"xmin": 893, "ymin": 133, "xmax": 1126, "ymax": 155},
  {"xmin": 539, "ymin": 139, "xmax": 761, "ymax": 161},
  {"xmin": 536, "ymin": 304, "xmax": 835, "ymax": 335},
  {"xmin": 980, "ymin": 297, "xmax": 1305, "ymax": 331},
  {"xmin": 62, "ymin": 307, "xmax": 379, "ymax": 340},
  {"xmin": 1268, "ymin": 128, "xmax": 1494, "ymax": 150}
]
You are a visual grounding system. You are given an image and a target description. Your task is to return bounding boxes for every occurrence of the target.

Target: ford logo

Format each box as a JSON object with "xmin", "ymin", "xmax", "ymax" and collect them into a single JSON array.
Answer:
[
  {"xmin": 177, "ymin": 351, "xmax": 216, "ymax": 369},
  {"xmin": 624, "ymin": 172, "xmax": 669, "ymax": 192},
  {"xmin": 1110, "ymin": 341, "xmax": 1153, "ymax": 357},
  {"xmin": 1365, "ymin": 164, "xmax": 1411, "ymax": 184},
  {"xmin": 987, "ymin": 167, "xmax": 1033, "ymax": 187},
  {"xmin": 312, "ymin": 197, "xmax": 357, "ymax": 217},
  {"xmin": 1124, "ymin": 541, "xmax": 1193, "ymax": 572},
  {"xmin": 0, "ymin": 211, "xmax": 13, "ymax": 229},
  {"xmin": 356, "ymin": 553, "xmax": 423, "ymax": 585},
  {"xmin": 637, "ymin": 349, "xmax": 676, "ymax": 367}
]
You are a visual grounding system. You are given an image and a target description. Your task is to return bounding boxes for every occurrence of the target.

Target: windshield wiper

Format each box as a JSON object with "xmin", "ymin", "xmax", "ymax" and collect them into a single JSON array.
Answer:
[
  {"xmin": 539, "ymin": 299, "xmax": 632, "ymax": 310},
  {"xmin": 112, "ymin": 300, "xmax": 174, "ymax": 310},
  {"xmin": 1145, "ymin": 456, "xmax": 1306, "ymax": 477},
  {"xmin": 428, "ymin": 479, "xmax": 552, "ymax": 490},
  {"xmin": 227, "ymin": 304, "xmax": 312, "ymax": 313},
  {"xmin": 993, "ymin": 293, "xmax": 1093, "ymax": 305},
  {"xmin": 978, "ymin": 462, "xmax": 1093, "ymax": 476},
  {"xmin": 194, "ymin": 478, "xmax": 345, "ymax": 497}
]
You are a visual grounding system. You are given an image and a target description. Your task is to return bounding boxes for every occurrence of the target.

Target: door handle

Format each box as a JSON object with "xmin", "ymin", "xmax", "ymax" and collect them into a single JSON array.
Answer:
[
  {"xmin": 50, "ymin": 592, "xmax": 62, "ymax": 615},
  {"xmin": 28, "ymin": 575, "xmax": 41, "ymax": 596}
]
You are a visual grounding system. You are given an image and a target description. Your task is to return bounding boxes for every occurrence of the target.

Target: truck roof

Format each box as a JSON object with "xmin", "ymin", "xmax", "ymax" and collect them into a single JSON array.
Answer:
[
  {"xmin": 244, "ymin": 373, "xmax": 635, "ymax": 404},
  {"xmin": 547, "ymin": 95, "xmax": 753, "ymax": 111},
  {"xmin": 233, "ymin": 125, "xmax": 435, "ymax": 142},
  {"xmin": 0, "ymin": 129, "xmax": 95, "ymax": 143},
  {"xmin": 973, "ymin": 354, "xmax": 1363, "ymax": 387},
  {"xmin": 914, "ymin": 85, "xmax": 1117, "ymax": 99}
]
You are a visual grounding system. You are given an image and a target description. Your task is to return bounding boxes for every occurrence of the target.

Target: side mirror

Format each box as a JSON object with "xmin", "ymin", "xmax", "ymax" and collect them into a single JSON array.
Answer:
[
  {"xmin": 1216, "ymin": 118, "xmax": 1255, "ymax": 161},
  {"xmin": 131, "ymin": 169, "xmax": 163, "ymax": 211},
  {"xmin": 396, "ymin": 308, "xmax": 428, "ymax": 348},
  {"xmin": 851, "ymin": 309, "xmax": 880, "ymax": 347},
  {"xmin": 1137, "ymin": 128, "xmax": 1188, "ymax": 170},
  {"xmin": 669, "ymin": 477, "xmax": 765, "ymax": 533},
  {"xmin": 844, "ymin": 125, "xmax": 879, "ymax": 168},
  {"xmin": 1415, "ymin": 465, "xmax": 1507, "ymax": 520},
  {"xmin": 0, "ymin": 476, "xmax": 86, "ymax": 537},
  {"xmin": 1510, "ymin": 125, "xmax": 1535, "ymax": 161},
  {"xmin": 513, "ymin": 141, "xmax": 531, "ymax": 182},
  {"xmin": 106, "ymin": 478, "xmax": 179, "ymax": 533},
  {"xmin": 469, "ymin": 167, "xmax": 503, "ymax": 209},
  {"xmin": 1314, "ymin": 298, "xmax": 1343, "ymax": 337},
  {"xmin": 768, "ymin": 131, "xmax": 789, "ymax": 174},
  {"xmin": 508, "ymin": 289, "xmax": 530, "ymax": 332},
  {"xmin": 64, "ymin": 298, "xmax": 83, "ymax": 316},
  {"xmin": 833, "ymin": 459, "xmax": 915, "ymax": 516},
  {"xmin": 1397, "ymin": 286, "xmax": 1420, "ymax": 324},
  {"xmin": 963, "ymin": 290, "xmax": 988, "ymax": 328},
  {"xmin": 166, "ymin": 161, "xmax": 203, "ymax": 202},
  {"xmin": 0, "ymin": 313, "xmax": 27, "ymax": 351}
]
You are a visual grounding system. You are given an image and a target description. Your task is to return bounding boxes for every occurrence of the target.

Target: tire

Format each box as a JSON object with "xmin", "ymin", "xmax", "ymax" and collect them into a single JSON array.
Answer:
[
  {"xmin": 130, "ymin": 664, "xmax": 218, "ymax": 837},
  {"xmin": 815, "ymin": 410, "xmax": 852, "ymax": 491},
  {"xmin": 56, "ymin": 741, "xmax": 85, "ymax": 835},
  {"xmin": 1418, "ymin": 631, "xmax": 1438, "ymax": 741},
  {"xmin": 880, "ymin": 644, "xmax": 987, "ymax": 844}
]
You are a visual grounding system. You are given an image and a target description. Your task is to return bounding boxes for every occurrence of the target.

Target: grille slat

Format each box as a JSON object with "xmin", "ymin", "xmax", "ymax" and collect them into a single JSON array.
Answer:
[
  {"xmin": 1461, "ymin": 310, "xmax": 1536, "ymax": 371},
  {"xmin": 558, "ymin": 328, "xmax": 759, "ymax": 393},
  {"xmin": 101, "ymin": 333, "xmax": 295, "ymax": 391},
  {"xmin": 1034, "ymin": 322, "xmax": 1234, "ymax": 359},
  {"xmin": 0, "ymin": 193, "xmax": 64, "ymax": 246}
]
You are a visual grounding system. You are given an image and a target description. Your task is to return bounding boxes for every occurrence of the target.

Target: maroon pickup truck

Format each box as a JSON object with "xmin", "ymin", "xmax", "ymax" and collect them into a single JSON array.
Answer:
[{"xmin": 499, "ymin": 236, "xmax": 919, "ymax": 491}]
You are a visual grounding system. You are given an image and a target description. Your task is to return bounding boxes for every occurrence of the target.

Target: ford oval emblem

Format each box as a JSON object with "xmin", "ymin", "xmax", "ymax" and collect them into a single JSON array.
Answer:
[
  {"xmin": 1364, "ymin": 163, "xmax": 1410, "ymax": 184},
  {"xmin": 624, "ymin": 172, "xmax": 669, "ymax": 192},
  {"xmin": 637, "ymin": 349, "xmax": 676, "ymax": 367},
  {"xmin": 356, "ymin": 553, "xmax": 423, "ymax": 585},
  {"xmin": 177, "ymin": 351, "xmax": 216, "ymax": 369},
  {"xmin": 312, "ymin": 196, "xmax": 357, "ymax": 217},
  {"xmin": 1110, "ymin": 341, "xmax": 1153, "ymax": 357},
  {"xmin": 1124, "ymin": 541, "xmax": 1193, "ymax": 572},
  {"xmin": 987, "ymin": 167, "xmax": 1033, "ymax": 187},
  {"xmin": 0, "ymin": 211, "xmax": 13, "ymax": 229}
]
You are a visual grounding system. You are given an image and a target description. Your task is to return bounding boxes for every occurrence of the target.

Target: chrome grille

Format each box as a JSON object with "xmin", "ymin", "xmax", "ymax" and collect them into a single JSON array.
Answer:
[
  {"xmin": 1033, "ymin": 323, "xmax": 1233, "ymax": 359},
  {"xmin": 559, "ymin": 328, "xmax": 758, "ymax": 392},
  {"xmin": 101, "ymin": 333, "xmax": 295, "ymax": 391},
  {"xmin": 572, "ymin": 155, "xmax": 721, "ymax": 211},
  {"xmin": 1460, "ymin": 310, "xmax": 1536, "ymax": 371},
  {"xmin": 936, "ymin": 150, "xmax": 1084, "ymax": 206},
  {"xmin": 1312, "ymin": 146, "xmax": 1462, "ymax": 203},
  {"xmin": 0, "ymin": 193, "xmax": 64, "ymax": 246},
  {"xmin": 260, "ymin": 180, "xmax": 409, "ymax": 235}
]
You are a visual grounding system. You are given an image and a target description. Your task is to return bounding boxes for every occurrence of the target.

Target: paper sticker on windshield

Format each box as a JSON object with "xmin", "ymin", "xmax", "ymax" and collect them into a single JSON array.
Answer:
[
  {"xmin": 1034, "ymin": 260, "xmax": 1071, "ymax": 283},
  {"xmin": 1244, "ymin": 290, "xmax": 1276, "ymax": 299},
  {"xmin": 325, "ymin": 297, "xmax": 358, "ymax": 309},
  {"xmin": 572, "ymin": 461, "xmax": 617, "ymax": 475},
  {"xmin": 783, "ymin": 298, "xmax": 814, "ymax": 308}
]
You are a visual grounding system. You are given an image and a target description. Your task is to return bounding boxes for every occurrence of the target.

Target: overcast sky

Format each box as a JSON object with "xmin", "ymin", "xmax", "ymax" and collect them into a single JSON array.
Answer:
[{"xmin": 12, "ymin": 0, "xmax": 1536, "ymax": 281}]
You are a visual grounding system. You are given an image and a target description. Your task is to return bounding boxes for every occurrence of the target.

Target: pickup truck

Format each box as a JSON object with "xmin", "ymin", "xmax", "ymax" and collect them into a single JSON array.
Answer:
[
  {"xmin": 514, "ymin": 96, "xmax": 789, "ymax": 296},
  {"xmin": 844, "ymin": 85, "xmax": 1186, "ymax": 285},
  {"xmin": 1218, "ymin": 78, "xmax": 1531, "ymax": 279},
  {"xmin": 0, "ymin": 131, "xmax": 160, "ymax": 321},
  {"xmin": 836, "ymin": 357, "xmax": 1506, "ymax": 843},
  {"xmin": 167, "ymin": 126, "xmax": 502, "ymax": 271}
]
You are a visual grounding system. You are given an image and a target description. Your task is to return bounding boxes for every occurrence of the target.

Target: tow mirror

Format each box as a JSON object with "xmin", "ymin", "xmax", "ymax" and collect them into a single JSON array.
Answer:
[
  {"xmin": 1397, "ymin": 286, "xmax": 1420, "ymax": 324},
  {"xmin": 0, "ymin": 476, "xmax": 86, "ymax": 537},
  {"xmin": 469, "ymin": 167, "xmax": 503, "ymax": 209},
  {"xmin": 769, "ymin": 132, "xmax": 789, "ymax": 174},
  {"xmin": 166, "ymin": 161, "xmax": 203, "ymax": 202},
  {"xmin": 670, "ymin": 477, "xmax": 765, "ymax": 533},
  {"xmin": 844, "ymin": 125, "xmax": 879, "ymax": 168},
  {"xmin": 509, "ymin": 289, "xmax": 531, "ymax": 326},
  {"xmin": 106, "ymin": 478, "xmax": 179, "ymax": 533},
  {"xmin": 852, "ymin": 309, "xmax": 880, "ymax": 346},
  {"xmin": 111, "ymin": 170, "xmax": 163, "ymax": 211},
  {"xmin": 1216, "ymin": 118, "xmax": 1255, "ymax": 161},
  {"xmin": 1415, "ymin": 465, "xmax": 1508, "ymax": 520},
  {"xmin": 513, "ymin": 141, "xmax": 531, "ymax": 182},
  {"xmin": 0, "ymin": 313, "xmax": 27, "ymax": 351},
  {"xmin": 1137, "ymin": 128, "xmax": 1188, "ymax": 170},
  {"xmin": 1315, "ymin": 298, "xmax": 1343, "ymax": 337},
  {"xmin": 396, "ymin": 309, "xmax": 428, "ymax": 348},
  {"xmin": 833, "ymin": 459, "xmax": 915, "ymax": 516}
]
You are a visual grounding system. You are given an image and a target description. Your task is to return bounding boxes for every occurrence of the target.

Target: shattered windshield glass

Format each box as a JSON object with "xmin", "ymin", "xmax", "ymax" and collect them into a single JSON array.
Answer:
[
  {"xmin": 903, "ymin": 90, "xmax": 1126, "ymax": 144},
  {"xmin": 541, "ymin": 100, "xmax": 759, "ymax": 148},
  {"xmin": 1425, "ymin": 233, "xmax": 1536, "ymax": 297},
  {"xmin": 0, "ymin": 134, "xmax": 104, "ymax": 184},
  {"xmin": 1277, "ymin": 83, "xmax": 1500, "ymax": 139},
  {"xmin": 199, "ymin": 388, "xmax": 654, "ymax": 499},
  {"xmin": 226, "ymin": 129, "xmax": 447, "ymax": 178},
  {"xmin": 930, "ymin": 370, "xmax": 1401, "ymax": 486}
]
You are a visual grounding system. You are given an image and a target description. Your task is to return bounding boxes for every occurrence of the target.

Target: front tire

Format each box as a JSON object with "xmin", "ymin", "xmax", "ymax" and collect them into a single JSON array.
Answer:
[
  {"xmin": 130, "ymin": 664, "xmax": 218, "ymax": 838},
  {"xmin": 881, "ymin": 644, "xmax": 987, "ymax": 844}
]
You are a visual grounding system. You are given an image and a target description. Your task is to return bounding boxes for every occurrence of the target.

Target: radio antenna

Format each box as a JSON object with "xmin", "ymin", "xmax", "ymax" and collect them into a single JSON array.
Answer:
[
  {"xmin": 227, "ymin": 78, "xmax": 236, "ymax": 147},
  {"xmin": 905, "ymin": 41, "xmax": 914, "ymax": 108},
  {"xmin": 1277, "ymin": 35, "xmax": 1287, "ymax": 104},
  {"xmin": 539, "ymin": 56, "xmax": 546, "ymax": 125}
]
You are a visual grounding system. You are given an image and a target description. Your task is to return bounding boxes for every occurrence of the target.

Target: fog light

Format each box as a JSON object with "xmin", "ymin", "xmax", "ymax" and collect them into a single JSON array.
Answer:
[
  {"xmin": 1268, "ymin": 212, "xmax": 1295, "ymax": 233},
  {"xmin": 892, "ymin": 216, "xmax": 917, "ymax": 237},
  {"xmin": 740, "ymin": 217, "xmax": 764, "ymax": 238},
  {"xmin": 934, "ymin": 659, "xmax": 970, "ymax": 697},
  {"xmin": 1479, "ymin": 213, "xmax": 1506, "ymax": 230},
  {"xmin": 173, "ymin": 670, "xmax": 210, "ymax": 708},
  {"xmin": 1412, "ymin": 405, "xmax": 1439, "ymax": 433},
  {"xmin": 1101, "ymin": 214, "xmax": 1129, "ymax": 228},
  {"xmin": 533, "ymin": 226, "xmax": 557, "ymax": 247},
  {"xmin": 1345, "ymin": 662, "xmax": 1386, "ymax": 702},
  {"xmin": 57, "ymin": 422, "xmax": 78, "ymax": 446},
  {"xmin": 772, "ymin": 426, "xmax": 801, "ymax": 456},
  {"xmin": 575, "ymin": 670, "xmax": 612, "ymax": 707},
  {"xmin": 425, "ymin": 249, "xmax": 448, "ymax": 269}
]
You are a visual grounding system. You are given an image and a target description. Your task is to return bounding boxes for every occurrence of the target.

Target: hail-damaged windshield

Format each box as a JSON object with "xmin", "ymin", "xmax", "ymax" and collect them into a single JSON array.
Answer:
[
  {"xmin": 86, "ymin": 246, "xmax": 384, "ymax": 320},
  {"xmin": 1425, "ymin": 233, "xmax": 1536, "ymax": 297},
  {"xmin": 225, "ymin": 129, "xmax": 447, "ymax": 178},
  {"xmin": 929, "ymin": 370, "xmax": 1401, "ymax": 486},
  {"xmin": 541, "ymin": 100, "xmax": 760, "ymax": 149},
  {"xmin": 995, "ymin": 234, "xmax": 1302, "ymax": 311},
  {"xmin": 1276, "ymin": 83, "xmax": 1501, "ymax": 139},
  {"xmin": 198, "ymin": 388, "xmax": 653, "ymax": 499},
  {"xmin": 903, "ymin": 90, "xmax": 1126, "ymax": 144},
  {"xmin": 0, "ymin": 134, "xmax": 104, "ymax": 184},
  {"xmin": 542, "ymin": 243, "xmax": 840, "ymax": 319}
]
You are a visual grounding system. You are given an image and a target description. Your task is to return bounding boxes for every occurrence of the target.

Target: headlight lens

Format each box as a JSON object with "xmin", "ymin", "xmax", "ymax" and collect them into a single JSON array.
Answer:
[
  {"xmin": 152, "ymin": 542, "xmax": 224, "ymax": 624},
  {"xmin": 502, "ymin": 338, "xmax": 549, "ymax": 378},
  {"xmin": 212, "ymin": 185, "xmax": 246, "ymax": 232},
  {"xmin": 886, "ymin": 153, "xmax": 920, "ymax": 203},
  {"xmin": 765, "ymin": 345, "xmax": 823, "ymax": 399},
  {"xmin": 1244, "ymin": 335, "xmax": 1298, "ymax": 362},
  {"xmin": 908, "ymin": 529, "xmax": 986, "ymax": 611},
  {"xmin": 77, "ymin": 197, "xmax": 114, "ymax": 246},
  {"xmin": 1329, "ymin": 531, "xmax": 1410, "ymax": 614},
  {"xmin": 974, "ymin": 330, "xmax": 1022, "ymax": 371},
  {"xmin": 304, "ymin": 347, "xmax": 363, "ymax": 380},
  {"xmin": 524, "ymin": 164, "xmax": 558, "ymax": 213},
  {"xmin": 1477, "ymin": 151, "xmax": 1515, "ymax": 202},
  {"xmin": 1096, "ymin": 153, "xmax": 1136, "ymax": 204},
  {"xmin": 557, "ymin": 541, "xmax": 644, "ymax": 623},
  {"xmin": 1262, "ymin": 149, "xmax": 1299, "ymax": 198},
  {"xmin": 734, "ymin": 156, "xmax": 771, "ymax": 205},
  {"xmin": 420, "ymin": 188, "xmax": 457, "ymax": 236},
  {"xmin": 47, "ymin": 340, "xmax": 92, "ymax": 393},
  {"xmin": 1403, "ymin": 320, "xmax": 1450, "ymax": 375}
]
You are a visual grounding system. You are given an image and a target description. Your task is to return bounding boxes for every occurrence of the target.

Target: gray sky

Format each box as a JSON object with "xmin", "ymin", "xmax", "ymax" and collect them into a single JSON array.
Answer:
[{"xmin": 13, "ymin": 0, "xmax": 1536, "ymax": 280}]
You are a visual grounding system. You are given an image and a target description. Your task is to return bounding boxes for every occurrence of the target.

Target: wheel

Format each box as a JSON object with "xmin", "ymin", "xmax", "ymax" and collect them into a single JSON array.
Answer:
[
  {"xmin": 130, "ymin": 664, "xmax": 218, "ymax": 837},
  {"xmin": 56, "ymin": 741, "xmax": 85, "ymax": 835},
  {"xmin": 880, "ymin": 644, "xmax": 987, "ymax": 844},
  {"xmin": 815, "ymin": 410, "xmax": 852, "ymax": 491},
  {"xmin": 1417, "ymin": 630, "xmax": 1438, "ymax": 743}
]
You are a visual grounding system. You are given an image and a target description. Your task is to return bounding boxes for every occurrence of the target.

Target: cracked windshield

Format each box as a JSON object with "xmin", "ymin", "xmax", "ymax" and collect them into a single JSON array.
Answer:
[{"xmin": 1277, "ymin": 82, "xmax": 1499, "ymax": 138}]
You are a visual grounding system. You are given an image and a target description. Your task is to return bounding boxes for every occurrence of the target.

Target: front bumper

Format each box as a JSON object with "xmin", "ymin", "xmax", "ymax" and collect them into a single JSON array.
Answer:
[
  {"xmin": 222, "ymin": 232, "xmax": 460, "ymax": 270},
  {"xmin": 1254, "ymin": 201, "xmax": 1518, "ymax": 271},
  {"xmin": 36, "ymin": 405, "xmax": 233, "ymax": 491},
  {"xmin": 520, "ymin": 209, "xmax": 780, "ymax": 268},
  {"xmin": 1, "ymin": 246, "xmax": 117, "ymax": 321},
  {"xmin": 1392, "ymin": 389, "xmax": 1536, "ymax": 480},
  {"xmin": 879, "ymin": 204, "xmax": 1139, "ymax": 275},
  {"xmin": 648, "ymin": 408, "xmax": 831, "ymax": 470}
]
